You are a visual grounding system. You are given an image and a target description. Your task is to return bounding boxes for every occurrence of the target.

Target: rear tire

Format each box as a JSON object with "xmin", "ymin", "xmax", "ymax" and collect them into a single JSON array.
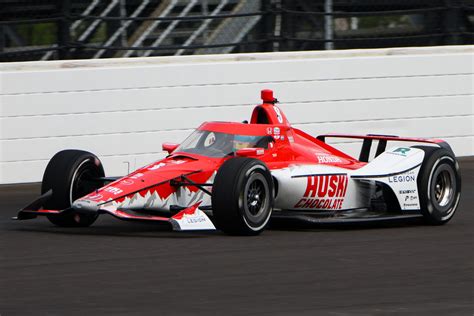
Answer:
[
  {"xmin": 42, "ymin": 150, "xmax": 105, "ymax": 227},
  {"xmin": 414, "ymin": 146, "xmax": 461, "ymax": 225},
  {"xmin": 212, "ymin": 158, "xmax": 274, "ymax": 235}
]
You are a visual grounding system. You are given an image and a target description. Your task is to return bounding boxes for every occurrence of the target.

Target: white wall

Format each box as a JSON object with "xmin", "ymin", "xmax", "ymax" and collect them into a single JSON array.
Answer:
[{"xmin": 1, "ymin": 46, "xmax": 473, "ymax": 184}]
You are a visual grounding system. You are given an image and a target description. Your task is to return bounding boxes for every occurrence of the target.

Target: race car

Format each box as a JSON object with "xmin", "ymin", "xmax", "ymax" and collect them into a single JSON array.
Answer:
[{"xmin": 15, "ymin": 89, "xmax": 462, "ymax": 235}]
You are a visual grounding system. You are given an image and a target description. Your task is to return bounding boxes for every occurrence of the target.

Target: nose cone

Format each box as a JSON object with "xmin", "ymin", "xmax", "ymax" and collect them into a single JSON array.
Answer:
[{"xmin": 73, "ymin": 155, "xmax": 220, "ymax": 212}]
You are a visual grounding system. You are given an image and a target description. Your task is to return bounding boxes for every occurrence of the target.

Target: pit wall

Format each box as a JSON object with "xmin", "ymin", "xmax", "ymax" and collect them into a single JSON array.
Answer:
[{"xmin": 1, "ymin": 46, "xmax": 473, "ymax": 184}]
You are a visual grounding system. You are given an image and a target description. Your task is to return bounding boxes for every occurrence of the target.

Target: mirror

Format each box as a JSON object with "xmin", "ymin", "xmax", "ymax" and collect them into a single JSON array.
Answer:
[
  {"xmin": 235, "ymin": 147, "xmax": 265, "ymax": 157},
  {"xmin": 162, "ymin": 143, "xmax": 179, "ymax": 154}
]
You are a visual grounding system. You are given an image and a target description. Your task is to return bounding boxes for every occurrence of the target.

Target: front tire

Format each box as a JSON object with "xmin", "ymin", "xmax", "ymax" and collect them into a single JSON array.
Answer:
[
  {"xmin": 414, "ymin": 146, "xmax": 461, "ymax": 225},
  {"xmin": 212, "ymin": 158, "xmax": 274, "ymax": 235},
  {"xmin": 42, "ymin": 150, "xmax": 105, "ymax": 227}
]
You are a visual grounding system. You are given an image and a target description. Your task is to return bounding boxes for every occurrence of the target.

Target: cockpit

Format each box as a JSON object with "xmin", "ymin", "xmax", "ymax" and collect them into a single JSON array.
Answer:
[
  {"xmin": 173, "ymin": 89, "xmax": 287, "ymax": 158},
  {"xmin": 174, "ymin": 129, "xmax": 275, "ymax": 158}
]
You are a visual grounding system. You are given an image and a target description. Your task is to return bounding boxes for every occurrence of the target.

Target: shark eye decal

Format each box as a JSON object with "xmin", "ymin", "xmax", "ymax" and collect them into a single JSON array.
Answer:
[{"xmin": 204, "ymin": 132, "xmax": 216, "ymax": 147}]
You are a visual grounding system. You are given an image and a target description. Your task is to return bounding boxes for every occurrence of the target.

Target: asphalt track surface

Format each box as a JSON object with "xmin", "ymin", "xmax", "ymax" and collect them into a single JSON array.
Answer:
[{"xmin": 0, "ymin": 159, "xmax": 472, "ymax": 316}]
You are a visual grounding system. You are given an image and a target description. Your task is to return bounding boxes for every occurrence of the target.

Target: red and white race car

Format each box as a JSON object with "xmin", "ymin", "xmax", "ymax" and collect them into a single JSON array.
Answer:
[{"xmin": 15, "ymin": 90, "xmax": 461, "ymax": 235}]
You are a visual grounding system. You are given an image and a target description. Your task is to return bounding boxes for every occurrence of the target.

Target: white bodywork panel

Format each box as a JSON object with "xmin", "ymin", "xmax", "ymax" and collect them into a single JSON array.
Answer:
[
  {"xmin": 351, "ymin": 147, "xmax": 425, "ymax": 210},
  {"xmin": 271, "ymin": 146, "xmax": 426, "ymax": 212},
  {"xmin": 272, "ymin": 165, "xmax": 372, "ymax": 211},
  {"xmin": 170, "ymin": 205, "xmax": 216, "ymax": 231}
]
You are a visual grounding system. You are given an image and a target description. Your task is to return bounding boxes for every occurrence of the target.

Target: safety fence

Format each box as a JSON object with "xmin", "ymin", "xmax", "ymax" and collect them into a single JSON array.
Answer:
[
  {"xmin": 1, "ymin": 45, "xmax": 472, "ymax": 184},
  {"xmin": 1, "ymin": 0, "xmax": 473, "ymax": 61}
]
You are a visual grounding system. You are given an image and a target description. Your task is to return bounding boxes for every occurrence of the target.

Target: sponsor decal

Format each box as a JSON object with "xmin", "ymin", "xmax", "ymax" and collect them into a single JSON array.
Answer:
[
  {"xmin": 389, "ymin": 147, "xmax": 411, "ymax": 156},
  {"xmin": 388, "ymin": 173, "xmax": 415, "ymax": 183},
  {"xmin": 120, "ymin": 179, "xmax": 134, "ymax": 185},
  {"xmin": 204, "ymin": 132, "xmax": 216, "ymax": 147},
  {"xmin": 76, "ymin": 200, "xmax": 91, "ymax": 205},
  {"xmin": 273, "ymin": 127, "xmax": 281, "ymax": 140},
  {"xmin": 399, "ymin": 189, "xmax": 416, "ymax": 194},
  {"xmin": 130, "ymin": 173, "xmax": 144, "ymax": 179},
  {"xmin": 186, "ymin": 216, "xmax": 206, "ymax": 224},
  {"xmin": 86, "ymin": 194, "xmax": 103, "ymax": 201},
  {"xmin": 170, "ymin": 160, "xmax": 186, "ymax": 165},
  {"xmin": 104, "ymin": 186, "xmax": 123, "ymax": 195},
  {"xmin": 294, "ymin": 175, "xmax": 348, "ymax": 210},
  {"xmin": 273, "ymin": 106, "xmax": 284, "ymax": 123},
  {"xmin": 403, "ymin": 203, "xmax": 418, "ymax": 207},
  {"xmin": 267, "ymin": 127, "xmax": 273, "ymax": 135},
  {"xmin": 148, "ymin": 162, "xmax": 166, "ymax": 170},
  {"xmin": 317, "ymin": 154, "xmax": 342, "ymax": 164}
]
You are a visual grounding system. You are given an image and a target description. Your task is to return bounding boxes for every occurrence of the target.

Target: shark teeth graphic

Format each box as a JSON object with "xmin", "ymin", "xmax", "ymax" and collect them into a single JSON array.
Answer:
[{"xmin": 105, "ymin": 172, "xmax": 215, "ymax": 212}]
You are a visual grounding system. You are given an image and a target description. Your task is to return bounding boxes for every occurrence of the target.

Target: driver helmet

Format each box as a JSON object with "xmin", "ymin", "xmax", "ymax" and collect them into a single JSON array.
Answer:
[{"xmin": 233, "ymin": 135, "xmax": 256, "ymax": 150}]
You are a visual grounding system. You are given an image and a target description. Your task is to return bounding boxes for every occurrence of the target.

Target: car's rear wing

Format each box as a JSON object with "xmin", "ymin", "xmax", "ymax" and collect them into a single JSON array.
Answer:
[{"xmin": 316, "ymin": 133, "xmax": 451, "ymax": 162}]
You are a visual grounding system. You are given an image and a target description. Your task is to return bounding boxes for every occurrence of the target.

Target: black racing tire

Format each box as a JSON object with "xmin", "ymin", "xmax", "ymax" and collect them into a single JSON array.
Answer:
[
  {"xmin": 42, "ymin": 150, "xmax": 105, "ymax": 227},
  {"xmin": 413, "ymin": 146, "xmax": 461, "ymax": 225},
  {"xmin": 212, "ymin": 158, "xmax": 274, "ymax": 235}
]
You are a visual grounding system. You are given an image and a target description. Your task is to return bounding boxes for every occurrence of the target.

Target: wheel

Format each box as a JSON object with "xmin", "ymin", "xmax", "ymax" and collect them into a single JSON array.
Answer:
[
  {"xmin": 212, "ymin": 158, "xmax": 274, "ymax": 235},
  {"xmin": 414, "ymin": 146, "xmax": 461, "ymax": 225},
  {"xmin": 42, "ymin": 150, "xmax": 105, "ymax": 227}
]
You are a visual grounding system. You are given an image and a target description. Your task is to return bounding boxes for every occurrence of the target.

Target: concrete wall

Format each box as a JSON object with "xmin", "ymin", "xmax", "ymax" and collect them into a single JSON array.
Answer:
[{"xmin": 1, "ymin": 46, "xmax": 473, "ymax": 184}]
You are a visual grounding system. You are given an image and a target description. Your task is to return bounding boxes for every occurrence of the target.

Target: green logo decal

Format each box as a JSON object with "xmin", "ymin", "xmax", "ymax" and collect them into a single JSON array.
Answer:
[{"xmin": 392, "ymin": 147, "xmax": 411, "ymax": 155}]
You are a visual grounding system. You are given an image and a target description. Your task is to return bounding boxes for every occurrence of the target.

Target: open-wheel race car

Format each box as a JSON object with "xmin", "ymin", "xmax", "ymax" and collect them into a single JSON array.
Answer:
[{"xmin": 15, "ymin": 89, "xmax": 462, "ymax": 235}]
